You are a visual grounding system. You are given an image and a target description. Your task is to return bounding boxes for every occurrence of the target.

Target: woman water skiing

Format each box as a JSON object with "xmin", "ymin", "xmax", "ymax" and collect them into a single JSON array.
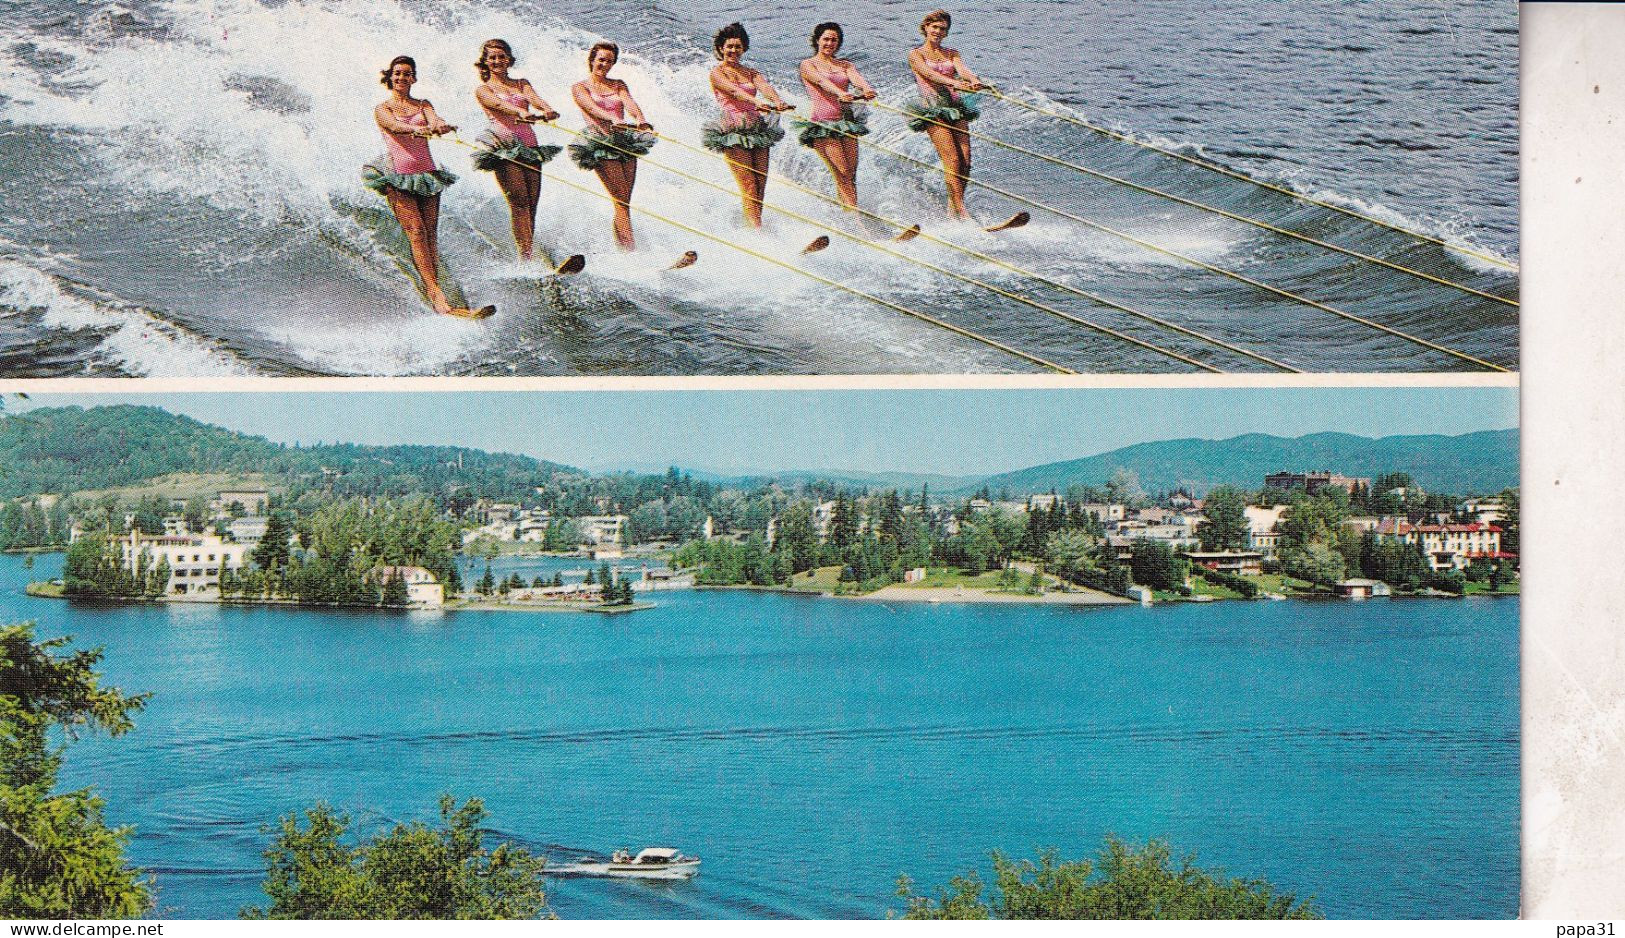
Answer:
[
  {"xmin": 702, "ymin": 22, "xmax": 790, "ymax": 228},
  {"xmin": 906, "ymin": 10, "xmax": 987, "ymax": 220},
  {"xmin": 471, "ymin": 39, "xmax": 563, "ymax": 260},
  {"xmin": 795, "ymin": 22, "xmax": 876, "ymax": 213},
  {"xmin": 364, "ymin": 55, "xmax": 491, "ymax": 318},
  {"xmin": 570, "ymin": 42, "xmax": 655, "ymax": 251}
]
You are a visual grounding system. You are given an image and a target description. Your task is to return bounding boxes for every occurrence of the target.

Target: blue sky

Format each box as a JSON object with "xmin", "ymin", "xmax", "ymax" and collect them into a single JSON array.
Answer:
[{"xmin": 16, "ymin": 388, "xmax": 1518, "ymax": 476}]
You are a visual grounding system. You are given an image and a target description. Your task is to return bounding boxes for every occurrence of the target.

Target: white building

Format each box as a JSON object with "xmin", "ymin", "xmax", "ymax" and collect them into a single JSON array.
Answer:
[
  {"xmin": 119, "ymin": 532, "xmax": 250, "ymax": 596},
  {"xmin": 368, "ymin": 565, "xmax": 445, "ymax": 607},
  {"xmin": 1244, "ymin": 505, "xmax": 1288, "ymax": 558},
  {"xmin": 577, "ymin": 515, "xmax": 627, "ymax": 546},
  {"xmin": 229, "ymin": 516, "xmax": 269, "ymax": 543}
]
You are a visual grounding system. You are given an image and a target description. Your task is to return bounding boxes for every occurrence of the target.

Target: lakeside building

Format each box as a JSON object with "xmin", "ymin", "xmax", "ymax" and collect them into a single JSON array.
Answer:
[
  {"xmin": 366, "ymin": 565, "xmax": 445, "ymax": 608},
  {"xmin": 1375, "ymin": 520, "xmax": 1506, "ymax": 571},
  {"xmin": 1244, "ymin": 505, "xmax": 1287, "ymax": 558},
  {"xmin": 118, "ymin": 531, "xmax": 250, "ymax": 596},
  {"xmin": 1183, "ymin": 550, "xmax": 1265, "ymax": 576},
  {"xmin": 1333, "ymin": 578, "xmax": 1392, "ymax": 599},
  {"xmin": 577, "ymin": 515, "xmax": 627, "ymax": 546}
]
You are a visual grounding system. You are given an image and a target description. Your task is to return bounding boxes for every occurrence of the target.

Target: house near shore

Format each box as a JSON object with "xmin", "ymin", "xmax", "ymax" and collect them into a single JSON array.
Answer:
[
  {"xmin": 118, "ymin": 531, "xmax": 250, "ymax": 596},
  {"xmin": 1183, "ymin": 550, "xmax": 1264, "ymax": 576},
  {"xmin": 367, "ymin": 565, "xmax": 444, "ymax": 608},
  {"xmin": 1375, "ymin": 520, "xmax": 1508, "ymax": 571},
  {"xmin": 1334, "ymin": 578, "xmax": 1392, "ymax": 599}
]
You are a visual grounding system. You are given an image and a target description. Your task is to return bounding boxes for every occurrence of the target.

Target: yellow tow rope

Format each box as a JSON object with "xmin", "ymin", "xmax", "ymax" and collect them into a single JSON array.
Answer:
[
  {"xmin": 532, "ymin": 124, "xmax": 1224, "ymax": 373},
  {"xmin": 980, "ymin": 87, "xmax": 1519, "ymax": 273},
  {"xmin": 832, "ymin": 116, "xmax": 1509, "ymax": 373},
  {"xmin": 445, "ymin": 134, "xmax": 1074, "ymax": 374},
  {"xmin": 869, "ymin": 99, "xmax": 1516, "ymax": 308},
  {"xmin": 646, "ymin": 124, "xmax": 1298, "ymax": 373}
]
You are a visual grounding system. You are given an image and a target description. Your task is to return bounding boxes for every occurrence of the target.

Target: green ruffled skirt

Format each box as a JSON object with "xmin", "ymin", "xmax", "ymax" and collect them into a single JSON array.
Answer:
[
  {"xmin": 791, "ymin": 109, "xmax": 870, "ymax": 147},
  {"xmin": 362, "ymin": 160, "xmax": 458, "ymax": 198},
  {"xmin": 471, "ymin": 132, "xmax": 563, "ymax": 172},
  {"xmin": 904, "ymin": 93, "xmax": 981, "ymax": 132},
  {"xmin": 700, "ymin": 116, "xmax": 785, "ymax": 152},
  {"xmin": 567, "ymin": 128, "xmax": 656, "ymax": 170}
]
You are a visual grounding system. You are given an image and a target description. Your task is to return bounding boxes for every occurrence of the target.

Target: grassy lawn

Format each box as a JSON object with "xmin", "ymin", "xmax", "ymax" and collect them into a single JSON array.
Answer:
[
  {"xmin": 72, "ymin": 472, "xmax": 275, "ymax": 503},
  {"xmin": 1190, "ymin": 577, "xmax": 1246, "ymax": 600},
  {"xmin": 898, "ymin": 568, "xmax": 1011, "ymax": 590},
  {"xmin": 25, "ymin": 581, "xmax": 65, "ymax": 598},
  {"xmin": 790, "ymin": 566, "xmax": 847, "ymax": 592},
  {"xmin": 1251, "ymin": 573, "xmax": 1319, "ymax": 596},
  {"xmin": 1464, "ymin": 580, "xmax": 1520, "ymax": 595}
]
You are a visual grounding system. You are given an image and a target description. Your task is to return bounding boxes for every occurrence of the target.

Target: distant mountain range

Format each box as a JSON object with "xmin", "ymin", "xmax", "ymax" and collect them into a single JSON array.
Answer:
[
  {"xmin": 0, "ymin": 406, "xmax": 1518, "ymax": 499},
  {"xmin": 0, "ymin": 405, "xmax": 580, "ymax": 499},
  {"xmin": 972, "ymin": 430, "xmax": 1519, "ymax": 495}
]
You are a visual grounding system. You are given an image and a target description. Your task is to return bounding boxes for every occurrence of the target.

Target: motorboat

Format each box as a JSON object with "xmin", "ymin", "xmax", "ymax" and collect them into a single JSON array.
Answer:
[{"xmin": 548, "ymin": 847, "xmax": 701, "ymax": 880}]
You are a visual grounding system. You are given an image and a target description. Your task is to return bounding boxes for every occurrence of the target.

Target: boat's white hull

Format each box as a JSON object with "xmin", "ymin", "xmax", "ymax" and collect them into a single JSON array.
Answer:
[{"xmin": 549, "ymin": 859, "xmax": 700, "ymax": 880}]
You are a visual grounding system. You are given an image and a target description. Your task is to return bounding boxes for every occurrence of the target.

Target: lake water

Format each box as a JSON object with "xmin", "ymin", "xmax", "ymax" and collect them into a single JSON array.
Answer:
[
  {"xmin": 1, "ymin": 551, "xmax": 1519, "ymax": 919},
  {"xmin": 0, "ymin": 0, "xmax": 1516, "ymax": 374}
]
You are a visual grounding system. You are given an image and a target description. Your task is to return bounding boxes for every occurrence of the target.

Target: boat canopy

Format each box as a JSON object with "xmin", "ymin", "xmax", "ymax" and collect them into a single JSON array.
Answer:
[{"xmin": 635, "ymin": 847, "xmax": 681, "ymax": 862}]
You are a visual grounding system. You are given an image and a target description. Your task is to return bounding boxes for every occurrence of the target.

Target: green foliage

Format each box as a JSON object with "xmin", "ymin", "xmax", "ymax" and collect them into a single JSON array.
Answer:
[
  {"xmin": 0, "ymin": 622, "xmax": 152, "ymax": 918},
  {"xmin": 242, "ymin": 795, "xmax": 549, "ymax": 920},
  {"xmin": 1193, "ymin": 566, "xmax": 1259, "ymax": 598},
  {"xmin": 1279, "ymin": 542, "xmax": 1346, "ymax": 586},
  {"xmin": 380, "ymin": 573, "xmax": 411, "ymax": 608},
  {"xmin": 1129, "ymin": 539, "xmax": 1189, "ymax": 592},
  {"xmin": 1197, "ymin": 486, "xmax": 1249, "ymax": 551},
  {"xmin": 897, "ymin": 836, "xmax": 1320, "ymax": 920}
]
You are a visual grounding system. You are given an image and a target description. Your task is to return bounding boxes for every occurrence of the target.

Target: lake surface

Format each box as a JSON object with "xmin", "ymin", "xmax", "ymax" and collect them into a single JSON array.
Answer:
[
  {"xmin": 0, "ymin": 0, "xmax": 1516, "ymax": 374},
  {"xmin": 1, "ymin": 551, "xmax": 1519, "ymax": 919}
]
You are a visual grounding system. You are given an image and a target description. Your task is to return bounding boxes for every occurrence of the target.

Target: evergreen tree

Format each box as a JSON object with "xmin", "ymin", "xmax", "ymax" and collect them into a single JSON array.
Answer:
[
  {"xmin": 477, "ymin": 564, "xmax": 495, "ymax": 596},
  {"xmin": 0, "ymin": 623, "xmax": 152, "ymax": 917},
  {"xmin": 381, "ymin": 573, "xmax": 411, "ymax": 607},
  {"xmin": 253, "ymin": 512, "xmax": 293, "ymax": 574}
]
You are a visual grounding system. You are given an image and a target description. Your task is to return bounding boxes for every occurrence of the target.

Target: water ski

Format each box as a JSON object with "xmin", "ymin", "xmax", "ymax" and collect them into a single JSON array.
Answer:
[
  {"xmin": 554, "ymin": 254, "xmax": 586, "ymax": 276},
  {"xmin": 984, "ymin": 212, "xmax": 1030, "ymax": 233},
  {"xmin": 893, "ymin": 224, "xmax": 922, "ymax": 242},
  {"xmin": 668, "ymin": 250, "xmax": 699, "ymax": 270},
  {"xmin": 350, "ymin": 204, "xmax": 475, "ymax": 310},
  {"xmin": 440, "ymin": 304, "xmax": 496, "ymax": 320},
  {"xmin": 802, "ymin": 236, "xmax": 831, "ymax": 255}
]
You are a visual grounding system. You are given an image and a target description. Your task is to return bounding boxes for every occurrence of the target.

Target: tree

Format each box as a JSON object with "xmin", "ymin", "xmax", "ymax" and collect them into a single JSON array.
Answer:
[
  {"xmin": 1497, "ymin": 488, "xmax": 1519, "ymax": 557},
  {"xmin": 242, "ymin": 795, "xmax": 549, "ymax": 920},
  {"xmin": 1197, "ymin": 486, "xmax": 1249, "ymax": 551},
  {"xmin": 1104, "ymin": 468, "xmax": 1146, "ymax": 507},
  {"xmin": 897, "ymin": 836, "xmax": 1319, "ymax": 920},
  {"xmin": 1280, "ymin": 542, "xmax": 1346, "ymax": 586},
  {"xmin": 1129, "ymin": 539, "xmax": 1189, "ymax": 592},
  {"xmin": 477, "ymin": 565, "xmax": 496, "ymax": 596},
  {"xmin": 0, "ymin": 622, "xmax": 152, "ymax": 917},
  {"xmin": 253, "ymin": 512, "xmax": 294, "ymax": 574},
  {"xmin": 380, "ymin": 573, "xmax": 411, "ymax": 608}
]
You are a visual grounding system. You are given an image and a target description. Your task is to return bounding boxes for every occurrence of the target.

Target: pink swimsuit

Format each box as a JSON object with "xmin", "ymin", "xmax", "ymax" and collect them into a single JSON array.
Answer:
[
  {"xmin": 577, "ymin": 83, "xmax": 626, "ymax": 134},
  {"xmin": 486, "ymin": 87, "xmax": 540, "ymax": 147},
  {"xmin": 714, "ymin": 75, "xmax": 760, "ymax": 129},
  {"xmin": 915, "ymin": 56, "xmax": 959, "ymax": 102},
  {"xmin": 381, "ymin": 108, "xmax": 437, "ymax": 175},
  {"xmin": 804, "ymin": 64, "xmax": 850, "ymax": 122}
]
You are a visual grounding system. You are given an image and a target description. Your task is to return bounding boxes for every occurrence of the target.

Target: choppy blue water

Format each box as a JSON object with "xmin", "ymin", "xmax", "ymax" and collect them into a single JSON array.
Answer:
[
  {"xmin": 2, "ymin": 552, "xmax": 1518, "ymax": 918},
  {"xmin": 0, "ymin": 0, "xmax": 1516, "ymax": 375}
]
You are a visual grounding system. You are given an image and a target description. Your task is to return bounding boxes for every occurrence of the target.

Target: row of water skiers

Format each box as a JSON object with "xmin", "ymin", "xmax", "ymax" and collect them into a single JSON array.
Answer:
[{"xmin": 367, "ymin": 11, "xmax": 988, "ymax": 317}]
